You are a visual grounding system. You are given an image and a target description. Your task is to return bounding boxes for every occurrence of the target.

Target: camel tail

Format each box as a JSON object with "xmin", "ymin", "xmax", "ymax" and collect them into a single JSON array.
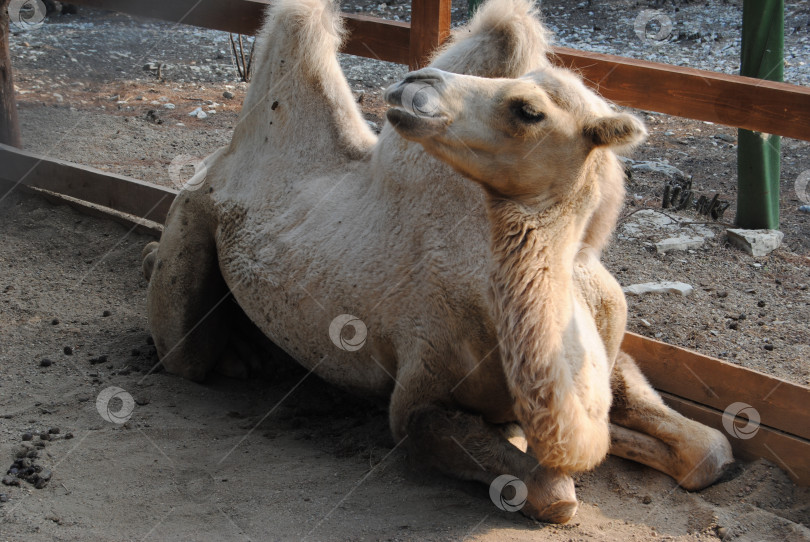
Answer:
[
  {"xmin": 430, "ymin": 0, "xmax": 551, "ymax": 78},
  {"xmin": 233, "ymin": 0, "xmax": 374, "ymax": 160}
]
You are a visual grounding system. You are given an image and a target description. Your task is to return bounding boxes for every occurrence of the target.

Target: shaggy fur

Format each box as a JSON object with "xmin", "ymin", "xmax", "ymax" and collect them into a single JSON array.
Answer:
[{"xmin": 144, "ymin": 0, "xmax": 734, "ymax": 523}]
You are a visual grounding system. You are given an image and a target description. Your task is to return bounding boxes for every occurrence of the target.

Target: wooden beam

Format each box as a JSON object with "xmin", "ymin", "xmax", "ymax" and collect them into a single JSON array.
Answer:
[
  {"xmin": 661, "ymin": 392, "xmax": 810, "ymax": 486},
  {"xmin": 0, "ymin": 0, "xmax": 22, "ymax": 147},
  {"xmin": 343, "ymin": 14, "xmax": 410, "ymax": 66},
  {"xmin": 0, "ymin": 143, "xmax": 176, "ymax": 223},
  {"xmin": 67, "ymin": 0, "xmax": 412, "ymax": 65},
  {"xmin": 551, "ymin": 47, "xmax": 810, "ymax": 141},
  {"xmin": 0, "ymin": 178, "xmax": 163, "ymax": 237},
  {"xmin": 408, "ymin": 0, "xmax": 451, "ymax": 70},
  {"xmin": 622, "ymin": 332, "xmax": 810, "ymax": 442}
]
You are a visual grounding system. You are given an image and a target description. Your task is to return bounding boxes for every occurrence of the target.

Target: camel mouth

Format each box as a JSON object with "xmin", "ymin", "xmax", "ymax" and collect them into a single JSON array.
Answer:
[
  {"xmin": 385, "ymin": 107, "xmax": 449, "ymax": 140},
  {"xmin": 384, "ymin": 77, "xmax": 445, "ymax": 118}
]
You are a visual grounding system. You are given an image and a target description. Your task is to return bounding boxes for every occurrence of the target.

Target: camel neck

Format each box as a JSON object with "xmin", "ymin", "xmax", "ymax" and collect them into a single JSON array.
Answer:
[
  {"xmin": 486, "ymin": 197, "xmax": 584, "ymax": 360},
  {"xmin": 483, "ymin": 178, "xmax": 612, "ymax": 472}
]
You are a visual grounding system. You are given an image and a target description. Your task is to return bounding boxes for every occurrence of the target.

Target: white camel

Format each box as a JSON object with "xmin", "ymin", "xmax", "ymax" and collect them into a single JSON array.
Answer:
[{"xmin": 142, "ymin": 0, "xmax": 733, "ymax": 523}]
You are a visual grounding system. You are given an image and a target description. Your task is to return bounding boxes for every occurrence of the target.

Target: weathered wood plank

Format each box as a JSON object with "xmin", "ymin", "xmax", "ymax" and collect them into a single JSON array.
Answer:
[
  {"xmin": 622, "ymin": 332, "xmax": 810, "ymax": 442},
  {"xmin": 551, "ymin": 47, "xmax": 810, "ymax": 141},
  {"xmin": 67, "ymin": 0, "xmax": 412, "ymax": 64},
  {"xmin": 0, "ymin": 0, "xmax": 22, "ymax": 147},
  {"xmin": 408, "ymin": 0, "xmax": 451, "ymax": 69},
  {"xmin": 661, "ymin": 392, "xmax": 810, "ymax": 486},
  {"xmin": 0, "ymin": 143, "xmax": 176, "ymax": 223},
  {"xmin": 0, "ymin": 179, "xmax": 163, "ymax": 237}
]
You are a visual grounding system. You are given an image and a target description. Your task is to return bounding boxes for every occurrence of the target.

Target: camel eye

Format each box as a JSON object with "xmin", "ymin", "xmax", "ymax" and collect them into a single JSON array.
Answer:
[{"xmin": 512, "ymin": 102, "xmax": 546, "ymax": 124}]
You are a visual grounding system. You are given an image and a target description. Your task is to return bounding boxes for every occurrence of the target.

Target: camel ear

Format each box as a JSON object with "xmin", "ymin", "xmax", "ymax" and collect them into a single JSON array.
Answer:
[{"xmin": 583, "ymin": 113, "xmax": 647, "ymax": 149}]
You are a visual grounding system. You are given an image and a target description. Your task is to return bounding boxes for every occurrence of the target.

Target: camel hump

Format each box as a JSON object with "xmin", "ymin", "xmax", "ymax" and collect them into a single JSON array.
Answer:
[
  {"xmin": 430, "ymin": 0, "xmax": 551, "ymax": 78},
  {"xmin": 232, "ymin": 0, "xmax": 375, "ymax": 162}
]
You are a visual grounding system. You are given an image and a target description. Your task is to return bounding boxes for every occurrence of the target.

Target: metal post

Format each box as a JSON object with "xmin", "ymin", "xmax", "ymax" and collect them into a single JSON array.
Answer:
[{"xmin": 736, "ymin": 0, "xmax": 784, "ymax": 230}]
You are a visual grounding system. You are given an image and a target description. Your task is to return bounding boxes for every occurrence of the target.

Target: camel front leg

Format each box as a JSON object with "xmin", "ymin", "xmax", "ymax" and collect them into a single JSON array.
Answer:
[
  {"xmin": 390, "ymin": 376, "xmax": 578, "ymax": 523},
  {"xmin": 609, "ymin": 352, "xmax": 734, "ymax": 490},
  {"xmin": 399, "ymin": 404, "xmax": 578, "ymax": 523}
]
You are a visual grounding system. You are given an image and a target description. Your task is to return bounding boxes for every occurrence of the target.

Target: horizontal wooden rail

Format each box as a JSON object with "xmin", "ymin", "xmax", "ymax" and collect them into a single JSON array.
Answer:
[
  {"xmin": 0, "ymin": 143, "xmax": 176, "ymax": 223},
  {"xmin": 68, "ymin": 0, "xmax": 412, "ymax": 65},
  {"xmin": 552, "ymin": 47, "xmax": 810, "ymax": 141}
]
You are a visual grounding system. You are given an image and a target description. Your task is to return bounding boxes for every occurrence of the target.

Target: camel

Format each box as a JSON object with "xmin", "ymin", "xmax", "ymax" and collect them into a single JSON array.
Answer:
[{"xmin": 142, "ymin": 0, "xmax": 733, "ymax": 523}]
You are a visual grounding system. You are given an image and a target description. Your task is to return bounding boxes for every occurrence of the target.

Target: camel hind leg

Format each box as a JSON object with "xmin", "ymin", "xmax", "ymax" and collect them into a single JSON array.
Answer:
[
  {"xmin": 144, "ymin": 194, "xmax": 231, "ymax": 381},
  {"xmin": 609, "ymin": 352, "xmax": 734, "ymax": 490}
]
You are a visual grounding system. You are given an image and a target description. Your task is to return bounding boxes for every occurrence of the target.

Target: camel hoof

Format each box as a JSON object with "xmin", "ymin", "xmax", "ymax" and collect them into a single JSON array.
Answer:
[
  {"xmin": 677, "ymin": 428, "xmax": 735, "ymax": 491},
  {"xmin": 522, "ymin": 499, "xmax": 578, "ymax": 524}
]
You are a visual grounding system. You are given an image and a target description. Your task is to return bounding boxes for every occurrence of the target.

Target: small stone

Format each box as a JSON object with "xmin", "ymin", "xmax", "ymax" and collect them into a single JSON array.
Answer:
[
  {"xmin": 102, "ymin": 310, "xmax": 111, "ymax": 317},
  {"xmin": 89, "ymin": 355, "xmax": 108, "ymax": 365},
  {"xmin": 757, "ymin": 300, "xmax": 766, "ymax": 307},
  {"xmin": 13, "ymin": 446, "xmax": 29, "ymax": 458},
  {"xmin": 63, "ymin": 346, "xmax": 73, "ymax": 355},
  {"xmin": 189, "ymin": 106, "xmax": 207, "ymax": 119},
  {"xmin": 222, "ymin": 91, "xmax": 234, "ymax": 99},
  {"xmin": 726, "ymin": 228, "xmax": 784, "ymax": 257},
  {"xmin": 728, "ymin": 321, "xmax": 738, "ymax": 330},
  {"xmin": 764, "ymin": 344, "xmax": 774, "ymax": 351},
  {"xmin": 639, "ymin": 318, "xmax": 652, "ymax": 328},
  {"xmin": 135, "ymin": 395, "xmax": 150, "ymax": 406},
  {"xmin": 48, "ymin": 428, "xmax": 60, "ymax": 435},
  {"xmin": 51, "ymin": 318, "xmax": 59, "ymax": 325},
  {"xmin": 40, "ymin": 433, "xmax": 50, "ymax": 441},
  {"xmin": 64, "ymin": 433, "xmax": 74, "ymax": 440},
  {"xmin": 21, "ymin": 433, "xmax": 33, "ymax": 441},
  {"xmin": 739, "ymin": 313, "xmax": 747, "ymax": 320},
  {"xmin": 642, "ymin": 495, "xmax": 652, "ymax": 504},
  {"xmin": 799, "ymin": 205, "xmax": 810, "ymax": 214},
  {"xmin": 40, "ymin": 359, "xmax": 52, "ymax": 367},
  {"xmin": 0, "ymin": 493, "xmax": 8, "ymax": 502},
  {"xmin": 623, "ymin": 281, "xmax": 694, "ymax": 297},
  {"xmin": 163, "ymin": 103, "xmax": 176, "ymax": 110},
  {"xmin": 655, "ymin": 236, "xmax": 705, "ymax": 253},
  {"xmin": 1, "ymin": 476, "xmax": 19, "ymax": 487},
  {"xmin": 717, "ymin": 291, "xmax": 728, "ymax": 298},
  {"xmin": 716, "ymin": 526, "xmax": 728, "ymax": 539}
]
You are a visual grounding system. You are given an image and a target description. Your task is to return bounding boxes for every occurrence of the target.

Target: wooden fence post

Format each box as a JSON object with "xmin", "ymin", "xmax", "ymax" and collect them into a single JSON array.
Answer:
[
  {"xmin": 0, "ymin": 0, "xmax": 22, "ymax": 148},
  {"xmin": 408, "ymin": 0, "xmax": 450, "ymax": 70}
]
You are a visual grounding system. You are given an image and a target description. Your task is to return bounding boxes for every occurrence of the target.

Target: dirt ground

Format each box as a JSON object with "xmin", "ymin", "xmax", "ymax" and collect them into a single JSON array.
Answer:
[{"xmin": 1, "ymin": 0, "xmax": 809, "ymax": 540}]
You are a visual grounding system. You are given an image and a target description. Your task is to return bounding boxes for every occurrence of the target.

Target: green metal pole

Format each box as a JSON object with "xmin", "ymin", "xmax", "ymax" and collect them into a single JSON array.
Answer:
[{"xmin": 736, "ymin": 0, "xmax": 784, "ymax": 230}]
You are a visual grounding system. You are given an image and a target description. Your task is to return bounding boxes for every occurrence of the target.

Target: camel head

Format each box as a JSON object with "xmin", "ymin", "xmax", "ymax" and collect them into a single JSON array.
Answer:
[{"xmin": 385, "ymin": 67, "xmax": 646, "ymax": 208}]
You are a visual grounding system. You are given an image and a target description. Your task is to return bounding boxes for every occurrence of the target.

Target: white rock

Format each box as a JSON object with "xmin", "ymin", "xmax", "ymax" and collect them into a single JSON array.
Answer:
[
  {"xmin": 623, "ymin": 281, "xmax": 694, "ymax": 297},
  {"xmin": 726, "ymin": 228, "xmax": 783, "ymax": 257},
  {"xmin": 163, "ymin": 103, "xmax": 176, "ymax": 110},
  {"xmin": 620, "ymin": 157, "xmax": 688, "ymax": 180},
  {"xmin": 655, "ymin": 236, "xmax": 705, "ymax": 253},
  {"xmin": 189, "ymin": 107, "xmax": 207, "ymax": 119}
]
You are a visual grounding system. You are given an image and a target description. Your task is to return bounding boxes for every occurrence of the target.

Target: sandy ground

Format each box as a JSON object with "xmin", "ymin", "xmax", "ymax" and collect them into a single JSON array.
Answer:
[
  {"xmin": 1, "ymin": 188, "xmax": 809, "ymax": 542},
  {"xmin": 1, "ymin": 0, "xmax": 810, "ymax": 540}
]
